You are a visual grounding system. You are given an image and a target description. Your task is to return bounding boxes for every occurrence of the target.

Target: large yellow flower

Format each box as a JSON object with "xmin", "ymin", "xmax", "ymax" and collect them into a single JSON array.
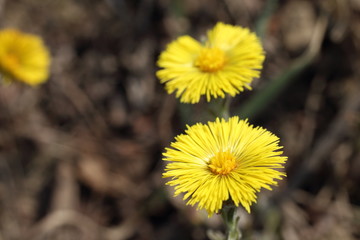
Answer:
[
  {"xmin": 157, "ymin": 22, "xmax": 265, "ymax": 104},
  {"xmin": 163, "ymin": 116, "xmax": 287, "ymax": 216},
  {"xmin": 0, "ymin": 29, "xmax": 50, "ymax": 86}
]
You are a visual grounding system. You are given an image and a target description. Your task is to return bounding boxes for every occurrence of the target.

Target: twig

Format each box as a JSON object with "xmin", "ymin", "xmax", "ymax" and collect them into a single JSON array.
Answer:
[
  {"xmin": 287, "ymin": 81, "xmax": 360, "ymax": 191},
  {"xmin": 255, "ymin": 0, "xmax": 279, "ymax": 39},
  {"xmin": 53, "ymin": 77, "xmax": 109, "ymax": 138},
  {"xmin": 0, "ymin": 0, "xmax": 4, "ymax": 16},
  {"xmin": 219, "ymin": 0, "xmax": 236, "ymax": 25}
]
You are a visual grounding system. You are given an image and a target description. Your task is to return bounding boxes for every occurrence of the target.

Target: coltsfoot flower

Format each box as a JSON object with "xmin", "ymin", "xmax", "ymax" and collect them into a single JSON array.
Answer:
[
  {"xmin": 163, "ymin": 116, "xmax": 287, "ymax": 216},
  {"xmin": 0, "ymin": 29, "xmax": 50, "ymax": 86},
  {"xmin": 157, "ymin": 22, "xmax": 265, "ymax": 103}
]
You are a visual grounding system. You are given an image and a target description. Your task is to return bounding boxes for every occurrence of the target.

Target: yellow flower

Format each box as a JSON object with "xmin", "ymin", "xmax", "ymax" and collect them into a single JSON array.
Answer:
[
  {"xmin": 0, "ymin": 29, "xmax": 50, "ymax": 86},
  {"xmin": 163, "ymin": 116, "xmax": 287, "ymax": 216},
  {"xmin": 157, "ymin": 22, "xmax": 265, "ymax": 104}
]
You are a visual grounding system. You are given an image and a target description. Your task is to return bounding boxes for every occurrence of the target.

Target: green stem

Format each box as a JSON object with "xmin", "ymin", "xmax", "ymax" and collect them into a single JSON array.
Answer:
[
  {"xmin": 221, "ymin": 206, "xmax": 241, "ymax": 240},
  {"xmin": 220, "ymin": 95, "xmax": 231, "ymax": 119},
  {"xmin": 206, "ymin": 95, "xmax": 232, "ymax": 120}
]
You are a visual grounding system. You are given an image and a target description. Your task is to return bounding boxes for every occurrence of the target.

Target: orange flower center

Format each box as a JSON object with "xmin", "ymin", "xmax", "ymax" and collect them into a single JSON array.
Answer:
[
  {"xmin": 208, "ymin": 151, "xmax": 237, "ymax": 175},
  {"xmin": 4, "ymin": 52, "xmax": 20, "ymax": 69},
  {"xmin": 195, "ymin": 47, "xmax": 226, "ymax": 72}
]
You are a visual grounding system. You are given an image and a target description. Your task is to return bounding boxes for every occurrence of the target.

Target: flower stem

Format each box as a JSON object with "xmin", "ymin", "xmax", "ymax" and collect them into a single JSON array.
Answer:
[
  {"xmin": 220, "ymin": 95, "xmax": 231, "ymax": 119},
  {"xmin": 221, "ymin": 206, "xmax": 241, "ymax": 240}
]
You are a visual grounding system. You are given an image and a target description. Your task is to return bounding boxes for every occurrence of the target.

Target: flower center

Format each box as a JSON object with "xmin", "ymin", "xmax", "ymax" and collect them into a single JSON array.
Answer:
[
  {"xmin": 4, "ymin": 52, "xmax": 20, "ymax": 69},
  {"xmin": 195, "ymin": 47, "xmax": 226, "ymax": 72},
  {"xmin": 208, "ymin": 151, "xmax": 237, "ymax": 175}
]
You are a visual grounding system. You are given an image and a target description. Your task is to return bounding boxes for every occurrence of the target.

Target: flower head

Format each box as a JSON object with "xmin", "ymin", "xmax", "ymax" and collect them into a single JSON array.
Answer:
[
  {"xmin": 0, "ymin": 29, "xmax": 50, "ymax": 86},
  {"xmin": 163, "ymin": 116, "xmax": 287, "ymax": 216},
  {"xmin": 157, "ymin": 22, "xmax": 265, "ymax": 103}
]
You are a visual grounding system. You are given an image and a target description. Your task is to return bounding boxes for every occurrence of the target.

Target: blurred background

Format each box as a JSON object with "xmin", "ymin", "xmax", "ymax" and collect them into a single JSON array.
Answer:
[{"xmin": 0, "ymin": 0, "xmax": 359, "ymax": 239}]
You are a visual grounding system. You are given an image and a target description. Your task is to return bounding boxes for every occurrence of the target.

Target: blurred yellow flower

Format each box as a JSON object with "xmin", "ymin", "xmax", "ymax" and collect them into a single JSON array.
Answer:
[
  {"xmin": 157, "ymin": 22, "xmax": 264, "ymax": 103},
  {"xmin": 0, "ymin": 29, "xmax": 50, "ymax": 86},
  {"xmin": 163, "ymin": 116, "xmax": 287, "ymax": 216}
]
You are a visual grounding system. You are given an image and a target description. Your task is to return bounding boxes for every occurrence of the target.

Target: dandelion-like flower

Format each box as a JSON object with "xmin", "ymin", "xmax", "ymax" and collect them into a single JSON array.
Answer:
[
  {"xmin": 157, "ymin": 22, "xmax": 265, "ymax": 104},
  {"xmin": 0, "ymin": 29, "xmax": 50, "ymax": 86},
  {"xmin": 163, "ymin": 116, "xmax": 287, "ymax": 216}
]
